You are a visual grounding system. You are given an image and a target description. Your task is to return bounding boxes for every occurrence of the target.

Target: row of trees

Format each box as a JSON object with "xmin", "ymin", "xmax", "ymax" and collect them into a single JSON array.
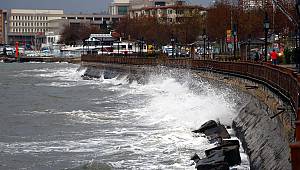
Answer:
[
  {"xmin": 59, "ymin": 24, "xmax": 106, "ymax": 45},
  {"xmin": 59, "ymin": 0, "xmax": 297, "ymax": 46},
  {"xmin": 116, "ymin": 1, "xmax": 297, "ymax": 46},
  {"xmin": 116, "ymin": 13, "xmax": 205, "ymax": 45},
  {"xmin": 206, "ymin": 0, "xmax": 297, "ymax": 42}
]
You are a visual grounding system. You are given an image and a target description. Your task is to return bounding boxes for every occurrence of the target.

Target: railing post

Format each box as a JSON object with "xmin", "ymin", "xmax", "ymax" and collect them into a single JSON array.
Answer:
[{"xmin": 290, "ymin": 141, "xmax": 300, "ymax": 170}]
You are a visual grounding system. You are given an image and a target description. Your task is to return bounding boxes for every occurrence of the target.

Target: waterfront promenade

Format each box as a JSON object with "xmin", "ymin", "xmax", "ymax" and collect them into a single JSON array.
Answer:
[{"xmin": 81, "ymin": 54, "xmax": 300, "ymax": 169}]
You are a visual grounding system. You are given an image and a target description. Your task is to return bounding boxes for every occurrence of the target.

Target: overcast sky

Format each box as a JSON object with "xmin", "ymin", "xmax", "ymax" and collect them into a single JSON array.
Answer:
[{"xmin": 0, "ymin": 0, "xmax": 210, "ymax": 13}]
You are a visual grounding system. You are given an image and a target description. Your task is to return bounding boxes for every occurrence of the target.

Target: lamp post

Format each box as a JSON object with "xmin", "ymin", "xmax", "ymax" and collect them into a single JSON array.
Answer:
[
  {"xmin": 101, "ymin": 37, "xmax": 104, "ymax": 56},
  {"xmin": 263, "ymin": 12, "xmax": 270, "ymax": 62},
  {"xmin": 233, "ymin": 24, "xmax": 237, "ymax": 60},
  {"xmin": 140, "ymin": 37, "xmax": 144, "ymax": 57},
  {"xmin": 296, "ymin": 0, "xmax": 300, "ymax": 72},
  {"xmin": 4, "ymin": 20, "xmax": 8, "ymax": 44},
  {"xmin": 171, "ymin": 36, "xmax": 175, "ymax": 58},
  {"xmin": 203, "ymin": 29, "xmax": 207, "ymax": 60},
  {"xmin": 247, "ymin": 34, "xmax": 251, "ymax": 61}
]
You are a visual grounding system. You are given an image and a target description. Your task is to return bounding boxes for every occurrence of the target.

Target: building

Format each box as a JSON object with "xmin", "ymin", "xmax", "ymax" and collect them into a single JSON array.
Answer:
[
  {"xmin": 7, "ymin": 9, "xmax": 64, "ymax": 48},
  {"xmin": 61, "ymin": 13, "xmax": 122, "ymax": 28},
  {"xmin": 0, "ymin": 10, "xmax": 4, "ymax": 44},
  {"xmin": 240, "ymin": 0, "xmax": 263, "ymax": 10},
  {"xmin": 3, "ymin": 9, "xmax": 123, "ymax": 48},
  {"xmin": 44, "ymin": 14, "xmax": 123, "ymax": 47},
  {"xmin": 129, "ymin": 0, "xmax": 206, "ymax": 23},
  {"xmin": 0, "ymin": 10, "xmax": 8, "ymax": 44},
  {"xmin": 109, "ymin": 0, "xmax": 130, "ymax": 15},
  {"xmin": 130, "ymin": 0, "xmax": 180, "ymax": 10}
]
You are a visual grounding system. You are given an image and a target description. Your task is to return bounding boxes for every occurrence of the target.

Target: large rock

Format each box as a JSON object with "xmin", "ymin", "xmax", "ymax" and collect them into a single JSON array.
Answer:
[
  {"xmin": 192, "ymin": 120, "xmax": 241, "ymax": 169},
  {"xmin": 192, "ymin": 120, "xmax": 218, "ymax": 133},
  {"xmin": 192, "ymin": 120, "xmax": 231, "ymax": 139},
  {"xmin": 103, "ymin": 70, "xmax": 118, "ymax": 79},
  {"xmin": 191, "ymin": 152, "xmax": 230, "ymax": 170},
  {"xmin": 205, "ymin": 145, "xmax": 241, "ymax": 166}
]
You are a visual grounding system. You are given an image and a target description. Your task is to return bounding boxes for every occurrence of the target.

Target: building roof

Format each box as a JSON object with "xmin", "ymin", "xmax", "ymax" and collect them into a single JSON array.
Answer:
[{"xmin": 130, "ymin": 5, "xmax": 205, "ymax": 11}]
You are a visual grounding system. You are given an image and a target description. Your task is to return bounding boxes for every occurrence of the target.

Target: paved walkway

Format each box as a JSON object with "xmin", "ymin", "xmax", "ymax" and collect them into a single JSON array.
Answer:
[{"xmin": 278, "ymin": 64, "xmax": 299, "ymax": 72}]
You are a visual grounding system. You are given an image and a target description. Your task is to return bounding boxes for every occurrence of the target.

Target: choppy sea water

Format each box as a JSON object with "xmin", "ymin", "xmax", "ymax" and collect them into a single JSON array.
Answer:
[{"xmin": 0, "ymin": 62, "xmax": 250, "ymax": 169}]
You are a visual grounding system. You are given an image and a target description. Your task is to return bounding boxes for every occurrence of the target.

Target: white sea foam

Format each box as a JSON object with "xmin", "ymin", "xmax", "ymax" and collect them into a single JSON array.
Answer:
[{"xmin": 4, "ymin": 66, "xmax": 249, "ymax": 169}]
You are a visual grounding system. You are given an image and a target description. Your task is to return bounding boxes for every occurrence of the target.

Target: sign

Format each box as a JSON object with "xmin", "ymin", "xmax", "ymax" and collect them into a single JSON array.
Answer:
[{"xmin": 226, "ymin": 30, "xmax": 232, "ymax": 43}]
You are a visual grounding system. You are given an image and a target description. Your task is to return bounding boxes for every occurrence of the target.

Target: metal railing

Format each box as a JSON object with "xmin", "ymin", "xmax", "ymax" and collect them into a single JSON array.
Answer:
[{"xmin": 82, "ymin": 54, "xmax": 300, "ymax": 116}]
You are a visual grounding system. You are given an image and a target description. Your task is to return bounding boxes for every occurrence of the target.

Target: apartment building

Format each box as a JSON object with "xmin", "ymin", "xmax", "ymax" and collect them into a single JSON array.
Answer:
[
  {"xmin": 130, "ymin": 0, "xmax": 179, "ymax": 10},
  {"xmin": 129, "ymin": 0, "xmax": 206, "ymax": 23},
  {"xmin": 240, "ymin": 0, "xmax": 263, "ymax": 10}
]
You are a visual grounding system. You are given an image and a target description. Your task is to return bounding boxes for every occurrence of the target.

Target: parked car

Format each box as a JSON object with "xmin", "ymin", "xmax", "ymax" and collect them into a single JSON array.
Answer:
[{"xmin": 4, "ymin": 45, "xmax": 14, "ymax": 56}]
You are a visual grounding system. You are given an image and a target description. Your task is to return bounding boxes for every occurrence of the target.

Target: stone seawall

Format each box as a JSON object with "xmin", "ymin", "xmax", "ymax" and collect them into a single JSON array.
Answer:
[
  {"xmin": 233, "ymin": 98, "xmax": 291, "ymax": 170},
  {"xmin": 195, "ymin": 70, "xmax": 294, "ymax": 170},
  {"xmin": 81, "ymin": 62, "xmax": 294, "ymax": 170}
]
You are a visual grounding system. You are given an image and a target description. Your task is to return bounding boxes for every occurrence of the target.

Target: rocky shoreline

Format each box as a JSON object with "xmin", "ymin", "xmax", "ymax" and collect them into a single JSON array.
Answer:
[{"xmin": 191, "ymin": 120, "xmax": 241, "ymax": 170}]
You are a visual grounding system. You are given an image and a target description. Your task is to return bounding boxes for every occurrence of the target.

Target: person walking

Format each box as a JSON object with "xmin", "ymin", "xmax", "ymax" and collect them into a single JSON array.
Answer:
[{"xmin": 270, "ymin": 49, "xmax": 278, "ymax": 65}]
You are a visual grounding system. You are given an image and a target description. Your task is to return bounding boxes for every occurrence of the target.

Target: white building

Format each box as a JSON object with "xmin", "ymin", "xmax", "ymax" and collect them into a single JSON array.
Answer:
[
  {"xmin": 109, "ymin": 0, "xmax": 130, "ymax": 15},
  {"xmin": 45, "ymin": 31, "xmax": 61, "ymax": 45},
  {"xmin": 240, "ymin": 0, "xmax": 263, "ymax": 10},
  {"xmin": 130, "ymin": 0, "xmax": 181, "ymax": 10},
  {"xmin": 7, "ymin": 9, "xmax": 64, "ymax": 47},
  {"xmin": 4, "ymin": 8, "xmax": 124, "ymax": 48}
]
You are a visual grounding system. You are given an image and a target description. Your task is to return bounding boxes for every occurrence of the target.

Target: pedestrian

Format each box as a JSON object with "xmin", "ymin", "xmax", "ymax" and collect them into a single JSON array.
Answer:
[
  {"xmin": 270, "ymin": 49, "xmax": 278, "ymax": 65},
  {"xmin": 254, "ymin": 51, "xmax": 259, "ymax": 61}
]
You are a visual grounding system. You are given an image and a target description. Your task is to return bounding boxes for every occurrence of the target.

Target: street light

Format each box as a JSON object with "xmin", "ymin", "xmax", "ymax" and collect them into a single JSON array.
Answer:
[
  {"xmin": 263, "ymin": 12, "xmax": 270, "ymax": 62},
  {"xmin": 101, "ymin": 37, "xmax": 104, "ymax": 56},
  {"xmin": 140, "ymin": 37, "xmax": 144, "ymax": 57},
  {"xmin": 233, "ymin": 24, "xmax": 237, "ymax": 60},
  {"xmin": 171, "ymin": 36, "xmax": 175, "ymax": 58},
  {"xmin": 296, "ymin": 0, "xmax": 300, "ymax": 71},
  {"xmin": 247, "ymin": 34, "xmax": 251, "ymax": 61},
  {"xmin": 4, "ymin": 20, "xmax": 8, "ymax": 44},
  {"xmin": 202, "ymin": 29, "xmax": 207, "ymax": 60}
]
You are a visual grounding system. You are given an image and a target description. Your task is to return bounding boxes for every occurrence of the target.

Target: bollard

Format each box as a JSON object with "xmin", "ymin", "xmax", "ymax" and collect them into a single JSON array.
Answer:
[
  {"xmin": 15, "ymin": 41, "xmax": 19, "ymax": 60},
  {"xmin": 290, "ymin": 142, "xmax": 300, "ymax": 170},
  {"xmin": 296, "ymin": 120, "xmax": 300, "ymax": 141}
]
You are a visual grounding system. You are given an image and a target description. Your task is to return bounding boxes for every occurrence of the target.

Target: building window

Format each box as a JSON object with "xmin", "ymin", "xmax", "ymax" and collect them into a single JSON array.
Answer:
[{"xmin": 117, "ymin": 6, "xmax": 128, "ymax": 15}]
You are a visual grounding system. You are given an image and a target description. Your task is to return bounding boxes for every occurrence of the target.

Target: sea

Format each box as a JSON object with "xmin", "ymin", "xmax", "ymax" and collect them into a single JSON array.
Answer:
[{"xmin": 0, "ymin": 62, "xmax": 250, "ymax": 170}]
